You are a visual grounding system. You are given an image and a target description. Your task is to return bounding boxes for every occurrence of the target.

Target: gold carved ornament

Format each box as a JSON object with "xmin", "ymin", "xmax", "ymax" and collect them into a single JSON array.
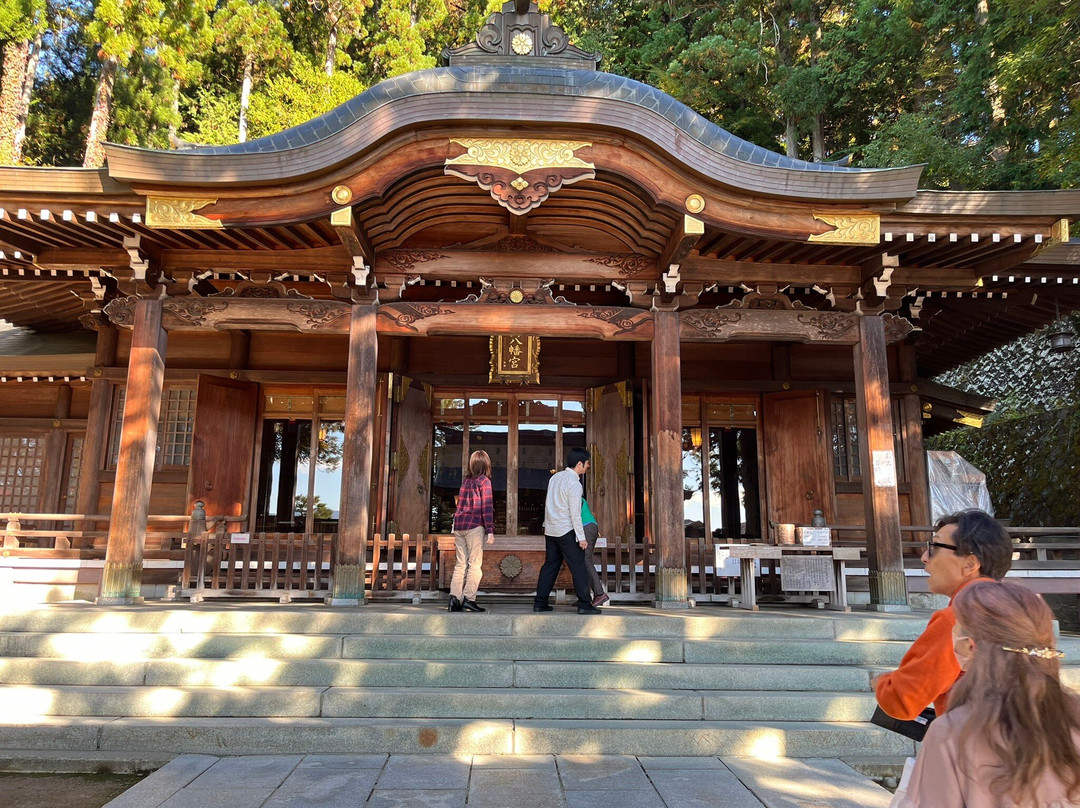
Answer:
[
  {"xmin": 807, "ymin": 213, "xmax": 880, "ymax": 245},
  {"xmin": 445, "ymin": 138, "xmax": 596, "ymax": 214},
  {"xmin": 145, "ymin": 196, "xmax": 224, "ymax": 229},
  {"xmin": 489, "ymin": 334, "xmax": 540, "ymax": 385}
]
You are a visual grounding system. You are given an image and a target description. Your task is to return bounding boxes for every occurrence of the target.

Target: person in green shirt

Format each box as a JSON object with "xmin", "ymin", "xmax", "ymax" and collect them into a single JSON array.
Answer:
[{"xmin": 581, "ymin": 498, "xmax": 609, "ymax": 606}]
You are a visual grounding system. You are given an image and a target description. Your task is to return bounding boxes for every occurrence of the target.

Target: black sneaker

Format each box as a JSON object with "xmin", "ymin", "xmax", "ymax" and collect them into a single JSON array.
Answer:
[
  {"xmin": 532, "ymin": 604, "xmax": 553, "ymax": 612},
  {"xmin": 577, "ymin": 605, "xmax": 602, "ymax": 615}
]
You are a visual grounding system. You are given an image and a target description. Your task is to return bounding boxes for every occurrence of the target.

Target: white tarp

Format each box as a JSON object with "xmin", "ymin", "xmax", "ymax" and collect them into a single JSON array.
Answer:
[{"xmin": 927, "ymin": 450, "xmax": 994, "ymax": 522}]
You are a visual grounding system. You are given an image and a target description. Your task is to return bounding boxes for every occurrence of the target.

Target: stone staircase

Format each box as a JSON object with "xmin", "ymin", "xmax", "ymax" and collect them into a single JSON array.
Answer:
[{"xmin": 1, "ymin": 603, "xmax": 1073, "ymax": 770}]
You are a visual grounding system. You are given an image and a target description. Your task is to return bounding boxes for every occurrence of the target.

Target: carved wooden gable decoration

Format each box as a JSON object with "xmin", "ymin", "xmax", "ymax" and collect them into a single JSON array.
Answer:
[{"xmin": 445, "ymin": 138, "xmax": 596, "ymax": 214}]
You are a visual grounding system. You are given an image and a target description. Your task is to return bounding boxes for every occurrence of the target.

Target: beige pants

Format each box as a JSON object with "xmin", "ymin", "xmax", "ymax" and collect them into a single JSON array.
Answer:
[{"xmin": 450, "ymin": 525, "xmax": 485, "ymax": 600}]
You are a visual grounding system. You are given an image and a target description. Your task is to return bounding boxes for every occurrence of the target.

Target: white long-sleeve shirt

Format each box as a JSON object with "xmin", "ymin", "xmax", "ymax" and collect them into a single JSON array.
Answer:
[{"xmin": 543, "ymin": 467, "xmax": 585, "ymax": 543}]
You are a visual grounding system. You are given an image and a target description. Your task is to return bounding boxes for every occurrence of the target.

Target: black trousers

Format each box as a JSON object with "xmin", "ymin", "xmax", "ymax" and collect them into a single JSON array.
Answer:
[{"xmin": 534, "ymin": 529, "xmax": 594, "ymax": 609}]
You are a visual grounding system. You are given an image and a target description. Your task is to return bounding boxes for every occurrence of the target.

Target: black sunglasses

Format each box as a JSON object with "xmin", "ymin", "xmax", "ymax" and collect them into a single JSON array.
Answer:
[{"xmin": 926, "ymin": 539, "xmax": 960, "ymax": 556}]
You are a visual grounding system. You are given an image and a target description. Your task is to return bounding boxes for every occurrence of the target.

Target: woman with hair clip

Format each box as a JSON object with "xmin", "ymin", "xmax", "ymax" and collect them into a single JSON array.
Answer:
[
  {"xmin": 892, "ymin": 580, "xmax": 1080, "ymax": 807},
  {"xmin": 448, "ymin": 450, "xmax": 495, "ymax": 613}
]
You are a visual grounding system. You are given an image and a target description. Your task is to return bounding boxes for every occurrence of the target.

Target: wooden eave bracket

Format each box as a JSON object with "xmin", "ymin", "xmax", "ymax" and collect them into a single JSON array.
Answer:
[
  {"xmin": 860, "ymin": 252, "xmax": 900, "ymax": 299},
  {"xmin": 659, "ymin": 214, "xmax": 704, "ymax": 294},
  {"xmin": 330, "ymin": 206, "xmax": 373, "ymax": 286}
]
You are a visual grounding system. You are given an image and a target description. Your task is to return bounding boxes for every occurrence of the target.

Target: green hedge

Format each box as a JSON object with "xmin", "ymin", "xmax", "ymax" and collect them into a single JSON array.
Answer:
[{"xmin": 927, "ymin": 406, "xmax": 1080, "ymax": 526}]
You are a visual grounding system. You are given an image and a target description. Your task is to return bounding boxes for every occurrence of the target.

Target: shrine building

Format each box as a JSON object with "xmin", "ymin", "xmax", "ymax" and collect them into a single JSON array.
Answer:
[{"xmin": 1, "ymin": 0, "xmax": 1078, "ymax": 610}]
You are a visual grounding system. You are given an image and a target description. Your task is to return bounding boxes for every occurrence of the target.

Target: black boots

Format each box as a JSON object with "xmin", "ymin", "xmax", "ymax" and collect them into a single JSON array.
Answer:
[
  {"xmin": 448, "ymin": 595, "xmax": 463, "ymax": 612},
  {"xmin": 462, "ymin": 598, "xmax": 486, "ymax": 612}
]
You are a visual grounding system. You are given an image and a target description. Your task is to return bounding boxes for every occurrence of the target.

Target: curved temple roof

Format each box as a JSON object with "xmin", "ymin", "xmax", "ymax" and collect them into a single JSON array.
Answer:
[{"xmin": 103, "ymin": 65, "xmax": 924, "ymax": 203}]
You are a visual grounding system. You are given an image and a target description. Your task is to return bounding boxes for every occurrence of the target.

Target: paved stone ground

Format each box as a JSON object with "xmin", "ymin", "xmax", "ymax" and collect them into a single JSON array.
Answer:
[{"xmin": 100, "ymin": 753, "xmax": 894, "ymax": 808}]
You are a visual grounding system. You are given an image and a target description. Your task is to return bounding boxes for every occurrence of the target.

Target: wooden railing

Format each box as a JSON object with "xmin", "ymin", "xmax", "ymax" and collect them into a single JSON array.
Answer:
[
  {"xmin": 180, "ymin": 531, "xmax": 336, "ymax": 602},
  {"xmin": 1, "ymin": 511, "xmax": 215, "ymax": 551},
  {"xmin": 368, "ymin": 532, "xmax": 440, "ymax": 599}
]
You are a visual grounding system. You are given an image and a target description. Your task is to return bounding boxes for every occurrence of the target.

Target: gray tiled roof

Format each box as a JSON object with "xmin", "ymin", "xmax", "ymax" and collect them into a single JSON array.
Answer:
[{"xmin": 177, "ymin": 66, "xmax": 884, "ymax": 176}]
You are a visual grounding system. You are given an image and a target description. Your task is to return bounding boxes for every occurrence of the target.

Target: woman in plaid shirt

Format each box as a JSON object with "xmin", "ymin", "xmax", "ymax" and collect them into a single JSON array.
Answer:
[{"xmin": 449, "ymin": 450, "xmax": 496, "ymax": 612}]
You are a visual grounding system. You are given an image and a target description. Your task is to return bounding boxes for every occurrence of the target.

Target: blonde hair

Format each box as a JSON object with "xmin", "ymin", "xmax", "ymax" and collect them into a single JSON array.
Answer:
[
  {"xmin": 950, "ymin": 581, "xmax": 1080, "ymax": 804},
  {"xmin": 466, "ymin": 450, "xmax": 491, "ymax": 479}
]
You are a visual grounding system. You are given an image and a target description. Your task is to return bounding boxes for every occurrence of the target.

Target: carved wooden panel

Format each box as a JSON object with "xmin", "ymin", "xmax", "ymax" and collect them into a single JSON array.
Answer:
[
  {"xmin": 762, "ymin": 390, "xmax": 836, "ymax": 535},
  {"xmin": 586, "ymin": 382, "xmax": 634, "ymax": 544},
  {"xmin": 186, "ymin": 375, "xmax": 259, "ymax": 522},
  {"xmin": 391, "ymin": 382, "xmax": 434, "ymax": 536}
]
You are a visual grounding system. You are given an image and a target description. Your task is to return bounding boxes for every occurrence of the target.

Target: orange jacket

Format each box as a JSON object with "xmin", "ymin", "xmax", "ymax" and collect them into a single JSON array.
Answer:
[{"xmin": 874, "ymin": 577, "xmax": 991, "ymax": 720}]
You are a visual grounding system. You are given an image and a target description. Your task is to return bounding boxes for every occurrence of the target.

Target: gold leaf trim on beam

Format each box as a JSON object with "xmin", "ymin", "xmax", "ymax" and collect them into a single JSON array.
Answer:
[
  {"xmin": 807, "ymin": 213, "xmax": 880, "ymax": 245},
  {"xmin": 1033, "ymin": 218, "xmax": 1070, "ymax": 257},
  {"xmin": 446, "ymin": 138, "xmax": 594, "ymax": 173},
  {"xmin": 145, "ymin": 196, "xmax": 224, "ymax": 229},
  {"xmin": 953, "ymin": 410, "xmax": 985, "ymax": 428}
]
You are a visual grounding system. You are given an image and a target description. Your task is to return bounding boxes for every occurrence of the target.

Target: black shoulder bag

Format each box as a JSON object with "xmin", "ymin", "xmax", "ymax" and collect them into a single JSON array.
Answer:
[{"xmin": 870, "ymin": 705, "xmax": 936, "ymax": 742}]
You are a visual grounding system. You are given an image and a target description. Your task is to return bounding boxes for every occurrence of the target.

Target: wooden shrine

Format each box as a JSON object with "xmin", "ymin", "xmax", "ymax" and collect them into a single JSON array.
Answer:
[{"xmin": 1, "ymin": 1, "xmax": 1079, "ymax": 609}]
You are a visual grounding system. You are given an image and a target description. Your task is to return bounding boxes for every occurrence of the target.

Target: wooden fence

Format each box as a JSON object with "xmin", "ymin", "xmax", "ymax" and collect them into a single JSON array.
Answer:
[{"xmin": 180, "ymin": 532, "xmax": 336, "ymax": 602}]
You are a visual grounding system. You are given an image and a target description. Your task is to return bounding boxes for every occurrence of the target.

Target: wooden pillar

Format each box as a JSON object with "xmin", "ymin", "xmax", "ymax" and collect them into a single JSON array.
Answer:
[
  {"xmin": 99, "ymin": 301, "xmax": 167, "ymax": 604},
  {"xmin": 651, "ymin": 310, "xmax": 688, "ymax": 608},
  {"xmin": 897, "ymin": 343, "xmax": 931, "ymax": 529},
  {"xmin": 329, "ymin": 304, "xmax": 378, "ymax": 605},
  {"xmin": 854, "ymin": 315, "xmax": 908, "ymax": 610},
  {"xmin": 76, "ymin": 326, "xmax": 117, "ymax": 529}
]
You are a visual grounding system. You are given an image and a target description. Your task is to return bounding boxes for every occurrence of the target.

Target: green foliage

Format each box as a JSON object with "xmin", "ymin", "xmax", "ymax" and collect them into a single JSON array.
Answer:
[
  {"xmin": 929, "ymin": 317, "xmax": 1080, "ymax": 525},
  {"xmin": 0, "ymin": 0, "xmax": 47, "ymax": 41},
  {"xmin": 927, "ymin": 407, "xmax": 1080, "ymax": 526}
]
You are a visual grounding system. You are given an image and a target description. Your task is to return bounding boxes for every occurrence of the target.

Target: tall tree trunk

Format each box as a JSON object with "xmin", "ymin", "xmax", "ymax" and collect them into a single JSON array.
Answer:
[
  {"xmin": 785, "ymin": 116, "xmax": 798, "ymax": 158},
  {"xmin": 976, "ymin": 0, "xmax": 1007, "ymax": 157},
  {"xmin": 325, "ymin": 26, "xmax": 337, "ymax": 76},
  {"xmin": 811, "ymin": 113, "xmax": 825, "ymax": 162},
  {"xmin": 11, "ymin": 32, "xmax": 43, "ymax": 163},
  {"xmin": 0, "ymin": 40, "xmax": 31, "ymax": 165},
  {"xmin": 83, "ymin": 58, "xmax": 118, "ymax": 168},
  {"xmin": 239, "ymin": 57, "xmax": 253, "ymax": 142},
  {"xmin": 168, "ymin": 79, "xmax": 179, "ymax": 143}
]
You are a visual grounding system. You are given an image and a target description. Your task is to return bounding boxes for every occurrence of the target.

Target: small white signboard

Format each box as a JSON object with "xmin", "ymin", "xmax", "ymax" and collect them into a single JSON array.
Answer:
[
  {"xmin": 797, "ymin": 527, "xmax": 831, "ymax": 547},
  {"xmin": 594, "ymin": 536, "xmax": 608, "ymax": 548},
  {"xmin": 230, "ymin": 533, "xmax": 250, "ymax": 544}
]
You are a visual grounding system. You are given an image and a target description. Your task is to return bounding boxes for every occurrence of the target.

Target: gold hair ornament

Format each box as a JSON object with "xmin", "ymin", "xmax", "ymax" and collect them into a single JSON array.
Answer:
[{"xmin": 1002, "ymin": 645, "xmax": 1065, "ymax": 660}]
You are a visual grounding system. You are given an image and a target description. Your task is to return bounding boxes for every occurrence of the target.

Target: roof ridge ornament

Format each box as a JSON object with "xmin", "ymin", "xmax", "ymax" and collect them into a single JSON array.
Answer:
[{"xmin": 443, "ymin": 1, "xmax": 601, "ymax": 70}]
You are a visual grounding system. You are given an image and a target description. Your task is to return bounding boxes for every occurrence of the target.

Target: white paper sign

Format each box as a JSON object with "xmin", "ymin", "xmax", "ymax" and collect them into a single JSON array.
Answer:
[
  {"xmin": 594, "ymin": 536, "xmax": 608, "ymax": 548},
  {"xmin": 230, "ymin": 533, "xmax": 250, "ymax": 544},
  {"xmin": 872, "ymin": 450, "xmax": 897, "ymax": 487}
]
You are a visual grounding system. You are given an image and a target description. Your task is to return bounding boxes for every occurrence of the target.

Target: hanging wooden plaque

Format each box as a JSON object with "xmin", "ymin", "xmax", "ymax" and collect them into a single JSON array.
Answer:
[{"xmin": 489, "ymin": 335, "xmax": 540, "ymax": 385}]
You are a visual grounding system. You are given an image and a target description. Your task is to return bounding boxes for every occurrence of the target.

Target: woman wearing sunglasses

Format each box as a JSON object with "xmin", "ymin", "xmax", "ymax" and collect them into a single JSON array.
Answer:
[{"xmin": 892, "ymin": 580, "xmax": 1080, "ymax": 807}]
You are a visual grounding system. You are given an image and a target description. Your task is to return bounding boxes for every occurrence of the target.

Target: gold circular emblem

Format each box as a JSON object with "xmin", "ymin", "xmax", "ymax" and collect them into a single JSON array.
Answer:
[
  {"xmin": 685, "ymin": 194, "xmax": 705, "ymax": 214},
  {"xmin": 509, "ymin": 289, "xmax": 525, "ymax": 304},
  {"xmin": 511, "ymin": 31, "xmax": 534, "ymax": 55},
  {"xmin": 52, "ymin": 420, "xmax": 61, "ymax": 428},
  {"xmin": 500, "ymin": 554, "xmax": 523, "ymax": 579},
  {"xmin": 332, "ymin": 185, "xmax": 353, "ymax": 205}
]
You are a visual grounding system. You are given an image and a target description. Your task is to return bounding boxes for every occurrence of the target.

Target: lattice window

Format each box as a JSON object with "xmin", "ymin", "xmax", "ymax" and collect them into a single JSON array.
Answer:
[
  {"xmin": 63, "ymin": 437, "xmax": 84, "ymax": 513},
  {"xmin": 108, "ymin": 387, "xmax": 196, "ymax": 469},
  {"xmin": 0, "ymin": 435, "xmax": 45, "ymax": 512},
  {"xmin": 831, "ymin": 397, "xmax": 906, "ymax": 483}
]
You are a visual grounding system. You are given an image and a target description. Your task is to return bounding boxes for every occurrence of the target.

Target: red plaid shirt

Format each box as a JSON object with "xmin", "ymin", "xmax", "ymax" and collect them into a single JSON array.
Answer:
[{"xmin": 453, "ymin": 474, "xmax": 495, "ymax": 534}]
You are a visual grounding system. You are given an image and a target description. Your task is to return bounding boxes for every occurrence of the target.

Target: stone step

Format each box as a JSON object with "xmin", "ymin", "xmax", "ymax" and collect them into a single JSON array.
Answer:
[
  {"xmin": 0, "ymin": 684, "xmax": 878, "ymax": 721},
  {"xmin": 0, "ymin": 657, "xmax": 875, "ymax": 690},
  {"xmin": 0, "ymin": 606, "xmax": 931, "ymax": 641},
  {"xmin": 0, "ymin": 716, "xmax": 917, "ymax": 757},
  {"xmin": 0, "ymin": 631, "xmax": 913, "ymax": 665}
]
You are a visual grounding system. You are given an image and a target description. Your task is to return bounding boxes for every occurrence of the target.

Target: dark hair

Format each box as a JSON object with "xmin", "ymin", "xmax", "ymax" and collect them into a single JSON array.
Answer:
[
  {"xmin": 950, "ymin": 581, "xmax": 1080, "ymax": 805},
  {"xmin": 567, "ymin": 447, "xmax": 591, "ymax": 469},
  {"xmin": 935, "ymin": 509, "xmax": 1012, "ymax": 580},
  {"xmin": 466, "ymin": 450, "xmax": 491, "ymax": 479}
]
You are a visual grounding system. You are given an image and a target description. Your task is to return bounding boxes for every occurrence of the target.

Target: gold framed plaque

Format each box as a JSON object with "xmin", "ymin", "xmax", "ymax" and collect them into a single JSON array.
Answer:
[{"xmin": 489, "ymin": 334, "xmax": 540, "ymax": 385}]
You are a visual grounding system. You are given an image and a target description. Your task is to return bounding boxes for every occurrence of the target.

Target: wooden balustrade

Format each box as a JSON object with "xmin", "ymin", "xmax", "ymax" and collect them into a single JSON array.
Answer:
[
  {"xmin": 368, "ymin": 532, "xmax": 440, "ymax": 599},
  {"xmin": 181, "ymin": 531, "xmax": 337, "ymax": 602}
]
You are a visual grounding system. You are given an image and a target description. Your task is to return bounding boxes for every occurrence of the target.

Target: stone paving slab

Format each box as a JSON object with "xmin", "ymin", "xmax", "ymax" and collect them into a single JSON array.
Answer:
[{"xmin": 102, "ymin": 753, "xmax": 896, "ymax": 808}]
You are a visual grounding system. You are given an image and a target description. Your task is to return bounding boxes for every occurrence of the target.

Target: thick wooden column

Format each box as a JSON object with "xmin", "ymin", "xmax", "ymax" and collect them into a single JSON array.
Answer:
[
  {"xmin": 329, "ymin": 304, "xmax": 378, "ymax": 605},
  {"xmin": 897, "ymin": 343, "xmax": 931, "ymax": 528},
  {"xmin": 854, "ymin": 315, "xmax": 908, "ymax": 610},
  {"xmin": 651, "ymin": 310, "xmax": 688, "ymax": 608},
  {"xmin": 76, "ymin": 326, "xmax": 117, "ymax": 532},
  {"xmin": 99, "ymin": 301, "xmax": 166, "ymax": 604}
]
